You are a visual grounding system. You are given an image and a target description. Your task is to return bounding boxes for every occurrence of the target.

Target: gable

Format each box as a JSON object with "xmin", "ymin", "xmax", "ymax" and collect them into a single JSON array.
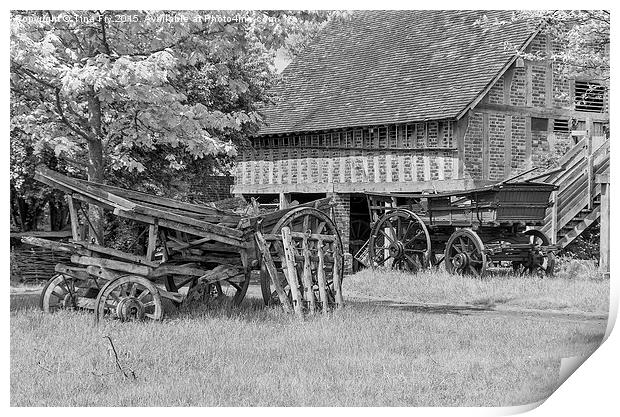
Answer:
[{"xmin": 257, "ymin": 10, "xmax": 534, "ymax": 136}]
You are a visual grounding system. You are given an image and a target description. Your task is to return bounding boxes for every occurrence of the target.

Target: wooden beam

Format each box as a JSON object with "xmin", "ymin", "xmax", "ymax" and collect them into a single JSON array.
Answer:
[
  {"xmin": 254, "ymin": 230, "xmax": 292, "ymax": 312},
  {"xmin": 316, "ymin": 238, "xmax": 329, "ymax": 314},
  {"xmin": 146, "ymin": 222, "xmax": 159, "ymax": 261},
  {"xmin": 301, "ymin": 232, "xmax": 316, "ymax": 314},
  {"xmin": 482, "ymin": 113, "xmax": 489, "ymax": 180},
  {"xmin": 525, "ymin": 116, "xmax": 533, "ymax": 169},
  {"xmin": 504, "ymin": 115, "xmax": 512, "ymax": 178},
  {"xmin": 281, "ymin": 227, "xmax": 304, "ymax": 318},
  {"xmin": 66, "ymin": 195, "xmax": 80, "ymax": 241},
  {"xmin": 597, "ymin": 176, "xmax": 609, "ymax": 274},
  {"xmin": 475, "ymin": 103, "xmax": 609, "ymax": 122}
]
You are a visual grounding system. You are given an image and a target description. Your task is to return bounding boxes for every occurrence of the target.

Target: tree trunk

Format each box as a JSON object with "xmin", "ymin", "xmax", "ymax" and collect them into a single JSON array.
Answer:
[{"xmin": 86, "ymin": 89, "xmax": 105, "ymax": 244}]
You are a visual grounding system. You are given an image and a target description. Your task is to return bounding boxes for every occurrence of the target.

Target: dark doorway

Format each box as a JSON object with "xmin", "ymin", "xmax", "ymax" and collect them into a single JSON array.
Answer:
[{"xmin": 350, "ymin": 193, "xmax": 371, "ymax": 272}]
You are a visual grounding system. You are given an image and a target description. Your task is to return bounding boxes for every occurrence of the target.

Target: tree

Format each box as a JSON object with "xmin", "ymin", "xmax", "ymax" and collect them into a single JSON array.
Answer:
[
  {"xmin": 478, "ymin": 10, "xmax": 609, "ymax": 83},
  {"xmin": 10, "ymin": 10, "xmax": 334, "ymax": 238}
]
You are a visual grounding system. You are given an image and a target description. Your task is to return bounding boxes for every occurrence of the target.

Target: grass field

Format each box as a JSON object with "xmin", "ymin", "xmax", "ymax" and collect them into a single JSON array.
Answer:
[
  {"xmin": 345, "ymin": 259, "xmax": 609, "ymax": 314},
  {"xmin": 11, "ymin": 269, "xmax": 608, "ymax": 407}
]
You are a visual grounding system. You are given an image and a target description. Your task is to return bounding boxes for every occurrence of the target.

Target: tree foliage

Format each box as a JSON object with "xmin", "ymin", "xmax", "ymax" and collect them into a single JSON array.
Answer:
[{"xmin": 10, "ymin": 10, "xmax": 335, "ymax": 231}]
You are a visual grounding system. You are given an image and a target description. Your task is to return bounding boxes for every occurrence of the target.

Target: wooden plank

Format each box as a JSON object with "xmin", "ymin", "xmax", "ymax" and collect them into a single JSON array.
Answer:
[
  {"xmin": 599, "ymin": 181, "xmax": 609, "ymax": 274},
  {"xmin": 113, "ymin": 208, "xmax": 248, "ymax": 248},
  {"xmin": 254, "ymin": 230, "xmax": 291, "ymax": 313},
  {"xmin": 281, "ymin": 227, "xmax": 303, "ymax": 318},
  {"xmin": 475, "ymin": 103, "xmax": 609, "ymax": 122},
  {"xmin": 21, "ymin": 237, "xmax": 87, "ymax": 254},
  {"xmin": 131, "ymin": 204, "xmax": 244, "ymax": 239},
  {"xmin": 146, "ymin": 222, "xmax": 159, "ymax": 261},
  {"xmin": 36, "ymin": 166, "xmax": 136, "ymax": 210},
  {"xmin": 263, "ymin": 232, "xmax": 338, "ymax": 243},
  {"xmin": 332, "ymin": 240, "xmax": 344, "ymax": 308},
  {"xmin": 482, "ymin": 113, "xmax": 489, "ymax": 180},
  {"xmin": 456, "ymin": 115, "xmax": 468, "ymax": 179},
  {"xmin": 74, "ymin": 179, "xmax": 235, "ymax": 217},
  {"xmin": 10, "ymin": 230, "xmax": 73, "ymax": 239},
  {"xmin": 66, "ymin": 195, "xmax": 80, "ymax": 241},
  {"xmin": 504, "ymin": 115, "xmax": 512, "ymax": 178},
  {"xmin": 525, "ymin": 116, "xmax": 532, "ymax": 169},
  {"xmin": 79, "ymin": 242, "xmax": 159, "ymax": 267},
  {"xmin": 71, "ymin": 255, "xmax": 152, "ymax": 276},
  {"xmin": 301, "ymin": 232, "xmax": 316, "ymax": 314},
  {"xmin": 550, "ymin": 190, "xmax": 558, "ymax": 244},
  {"xmin": 316, "ymin": 238, "xmax": 329, "ymax": 314}
]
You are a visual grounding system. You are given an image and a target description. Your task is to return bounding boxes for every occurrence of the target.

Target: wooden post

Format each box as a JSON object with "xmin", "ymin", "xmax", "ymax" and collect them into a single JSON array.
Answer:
[
  {"xmin": 586, "ymin": 117, "xmax": 594, "ymax": 209},
  {"xmin": 332, "ymin": 242, "xmax": 345, "ymax": 308},
  {"xmin": 550, "ymin": 190, "xmax": 558, "ymax": 244},
  {"xmin": 146, "ymin": 221, "xmax": 158, "ymax": 261},
  {"xmin": 66, "ymin": 195, "xmax": 80, "ymax": 241},
  {"xmin": 597, "ymin": 174, "xmax": 610, "ymax": 275},
  {"xmin": 301, "ymin": 231, "xmax": 316, "ymax": 314},
  {"xmin": 281, "ymin": 227, "xmax": 304, "ymax": 317},
  {"xmin": 255, "ymin": 230, "xmax": 292, "ymax": 313},
  {"xmin": 316, "ymin": 238, "xmax": 329, "ymax": 314},
  {"xmin": 279, "ymin": 192, "xmax": 290, "ymax": 210}
]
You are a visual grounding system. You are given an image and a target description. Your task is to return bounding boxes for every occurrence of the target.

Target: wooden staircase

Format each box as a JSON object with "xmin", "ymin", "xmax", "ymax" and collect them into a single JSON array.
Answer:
[{"xmin": 538, "ymin": 132, "xmax": 609, "ymax": 248}]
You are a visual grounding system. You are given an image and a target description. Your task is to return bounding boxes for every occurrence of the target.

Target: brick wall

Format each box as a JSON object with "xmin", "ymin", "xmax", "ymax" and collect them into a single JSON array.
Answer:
[
  {"xmin": 328, "ymin": 192, "xmax": 353, "ymax": 275},
  {"xmin": 463, "ymin": 112, "xmax": 483, "ymax": 180},
  {"xmin": 488, "ymin": 113, "xmax": 506, "ymax": 181}
]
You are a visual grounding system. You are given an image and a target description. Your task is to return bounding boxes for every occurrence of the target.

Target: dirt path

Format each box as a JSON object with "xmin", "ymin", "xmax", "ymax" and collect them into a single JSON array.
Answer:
[{"xmin": 347, "ymin": 295, "xmax": 608, "ymax": 324}]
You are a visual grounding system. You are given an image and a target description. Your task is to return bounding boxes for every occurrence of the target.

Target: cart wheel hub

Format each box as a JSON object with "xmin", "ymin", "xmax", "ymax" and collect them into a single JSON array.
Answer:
[
  {"xmin": 389, "ymin": 242, "xmax": 405, "ymax": 259},
  {"xmin": 62, "ymin": 293, "xmax": 76, "ymax": 309},
  {"xmin": 116, "ymin": 297, "xmax": 145, "ymax": 321},
  {"xmin": 453, "ymin": 253, "xmax": 469, "ymax": 269}
]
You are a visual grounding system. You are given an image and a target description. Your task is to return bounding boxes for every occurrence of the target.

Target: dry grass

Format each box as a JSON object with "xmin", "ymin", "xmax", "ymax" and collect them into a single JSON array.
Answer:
[
  {"xmin": 11, "ymin": 292, "xmax": 606, "ymax": 407},
  {"xmin": 344, "ymin": 259, "xmax": 609, "ymax": 314}
]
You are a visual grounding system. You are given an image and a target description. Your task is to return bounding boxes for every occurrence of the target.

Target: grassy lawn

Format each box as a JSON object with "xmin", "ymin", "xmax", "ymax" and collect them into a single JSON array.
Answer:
[
  {"xmin": 11, "ymin": 288, "xmax": 606, "ymax": 407},
  {"xmin": 345, "ymin": 260, "xmax": 609, "ymax": 314}
]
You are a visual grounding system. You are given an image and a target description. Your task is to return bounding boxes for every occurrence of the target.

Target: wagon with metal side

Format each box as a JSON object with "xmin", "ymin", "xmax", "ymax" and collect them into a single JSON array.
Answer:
[
  {"xmin": 356, "ymin": 178, "xmax": 559, "ymax": 277},
  {"xmin": 26, "ymin": 166, "xmax": 344, "ymax": 322}
]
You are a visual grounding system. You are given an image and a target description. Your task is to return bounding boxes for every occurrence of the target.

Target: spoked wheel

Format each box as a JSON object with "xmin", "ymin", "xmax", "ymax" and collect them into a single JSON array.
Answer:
[
  {"xmin": 39, "ymin": 273, "xmax": 98, "ymax": 313},
  {"xmin": 368, "ymin": 209, "xmax": 431, "ymax": 272},
  {"xmin": 445, "ymin": 229, "xmax": 487, "ymax": 277},
  {"xmin": 260, "ymin": 207, "xmax": 343, "ymax": 308},
  {"xmin": 519, "ymin": 229, "xmax": 555, "ymax": 276},
  {"xmin": 94, "ymin": 275, "xmax": 163, "ymax": 324}
]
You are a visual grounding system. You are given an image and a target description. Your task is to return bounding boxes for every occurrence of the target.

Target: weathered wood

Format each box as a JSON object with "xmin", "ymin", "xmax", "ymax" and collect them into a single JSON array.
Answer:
[
  {"xmin": 281, "ymin": 227, "xmax": 303, "ymax": 318},
  {"xmin": 255, "ymin": 230, "xmax": 292, "ymax": 312},
  {"xmin": 21, "ymin": 237, "xmax": 88, "ymax": 254},
  {"xmin": 146, "ymin": 222, "xmax": 159, "ymax": 261},
  {"xmin": 597, "ymin": 174, "xmax": 609, "ymax": 274},
  {"xmin": 86, "ymin": 265, "xmax": 124, "ymax": 281},
  {"xmin": 66, "ymin": 195, "xmax": 80, "ymax": 241},
  {"xmin": 263, "ymin": 232, "xmax": 338, "ymax": 243},
  {"xmin": 131, "ymin": 204, "xmax": 244, "ymax": 239},
  {"xmin": 301, "ymin": 232, "xmax": 316, "ymax": 314},
  {"xmin": 550, "ymin": 190, "xmax": 558, "ymax": 244},
  {"xmin": 476, "ymin": 103, "xmax": 609, "ymax": 122},
  {"xmin": 112, "ymin": 208, "xmax": 248, "ymax": 248},
  {"xmin": 504, "ymin": 115, "xmax": 512, "ymax": 178},
  {"xmin": 54, "ymin": 264, "xmax": 90, "ymax": 281},
  {"xmin": 332, "ymin": 242, "xmax": 344, "ymax": 308},
  {"xmin": 72, "ymin": 255, "xmax": 152, "ymax": 276},
  {"xmin": 10, "ymin": 230, "xmax": 73, "ymax": 239},
  {"xmin": 79, "ymin": 242, "xmax": 159, "ymax": 267},
  {"xmin": 482, "ymin": 113, "xmax": 489, "ymax": 180},
  {"xmin": 586, "ymin": 118, "xmax": 594, "ymax": 209},
  {"xmin": 316, "ymin": 238, "xmax": 329, "ymax": 314},
  {"xmin": 74, "ymin": 178, "xmax": 236, "ymax": 217}
]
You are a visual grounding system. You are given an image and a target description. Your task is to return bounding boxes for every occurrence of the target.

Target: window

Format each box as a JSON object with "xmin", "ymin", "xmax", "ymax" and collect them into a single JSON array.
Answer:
[
  {"xmin": 553, "ymin": 119, "xmax": 570, "ymax": 133},
  {"xmin": 531, "ymin": 117, "xmax": 548, "ymax": 132},
  {"xmin": 574, "ymin": 81, "xmax": 605, "ymax": 112}
]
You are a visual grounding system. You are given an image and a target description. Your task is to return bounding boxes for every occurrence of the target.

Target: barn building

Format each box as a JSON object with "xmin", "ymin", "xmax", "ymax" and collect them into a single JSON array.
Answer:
[{"xmin": 232, "ymin": 11, "xmax": 609, "ymax": 272}]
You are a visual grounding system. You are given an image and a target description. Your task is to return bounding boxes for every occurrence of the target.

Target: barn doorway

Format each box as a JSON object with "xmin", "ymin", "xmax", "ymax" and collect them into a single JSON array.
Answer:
[{"xmin": 350, "ymin": 194, "xmax": 371, "ymax": 272}]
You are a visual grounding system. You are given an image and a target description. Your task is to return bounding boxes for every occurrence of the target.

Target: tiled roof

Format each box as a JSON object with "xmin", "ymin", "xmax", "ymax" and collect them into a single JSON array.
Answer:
[{"xmin": 257, "ymin": 10, "xmax": 533, "ymax": 136}]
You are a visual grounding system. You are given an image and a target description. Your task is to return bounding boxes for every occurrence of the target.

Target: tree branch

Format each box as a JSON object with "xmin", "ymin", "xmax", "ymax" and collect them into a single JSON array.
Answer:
[{"xmin": 54, "ymin": 89, "xmax": 91, "ymax": 140}]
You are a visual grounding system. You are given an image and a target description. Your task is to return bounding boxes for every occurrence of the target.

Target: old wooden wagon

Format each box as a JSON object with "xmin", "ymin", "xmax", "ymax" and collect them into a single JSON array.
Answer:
[
  {"xmin": 26, "ymin": 166, "xmax": 344, "ymax": 322},
  {"xmin": 357, "ymin": 177, "xmax": 559, "ymax": 277}
]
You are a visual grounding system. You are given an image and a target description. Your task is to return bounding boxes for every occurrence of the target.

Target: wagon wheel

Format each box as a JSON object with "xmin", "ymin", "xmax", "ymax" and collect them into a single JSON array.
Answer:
[
  {"xmin": 94, "ymin": 275, "xmax": 163, "ymax": 323},
  {"xmin": 368, "ymin": 209, "xmax": 431, "ymax": 272},
  {"xmin": 519, "ymin": 229, "xmax": 555, "ymax": 276},
  {"xmin": 39, "ymin": 273, "xmax": 99, "ymax": 313},
  {"xmin": 444, "ymin": 229, "xmax": 487, "ymax": 277},
  {"xmin": 350, "ymin": 218, "xmax": 371, "ymax": 272},
  {"xmin": 260, "ymin": 207, "xmax": 343, "ymax": 307},
  {"xmin": 164, "ymin": 275, "xmax": 199, "ymax": 306}
]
